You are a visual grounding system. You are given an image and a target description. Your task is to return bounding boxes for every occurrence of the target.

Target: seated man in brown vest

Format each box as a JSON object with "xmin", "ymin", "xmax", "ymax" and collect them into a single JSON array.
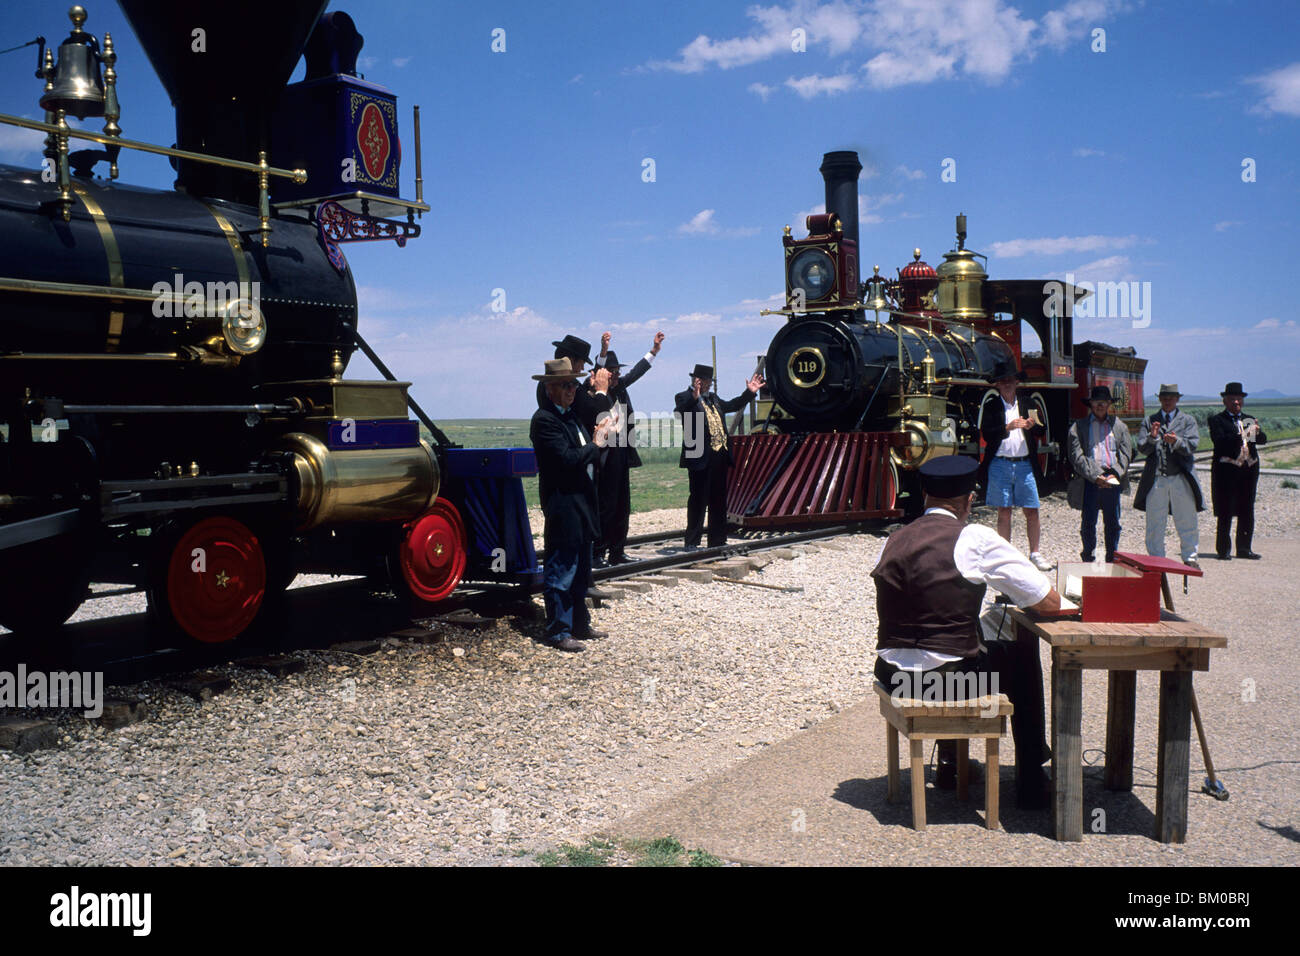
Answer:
[{"xmin": 871, "ymin": 455, "xmax": 1061, "ymax": 809}]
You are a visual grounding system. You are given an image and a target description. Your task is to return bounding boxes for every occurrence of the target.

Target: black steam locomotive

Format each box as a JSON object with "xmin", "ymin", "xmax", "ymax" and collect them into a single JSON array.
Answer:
[
  {"xmin": 728, "ymin": 151, "xmax": 1145, "ymax": 525},
  {"xmin": 0, "ymin": 2, "xmax": 535, "ymax": 641}
]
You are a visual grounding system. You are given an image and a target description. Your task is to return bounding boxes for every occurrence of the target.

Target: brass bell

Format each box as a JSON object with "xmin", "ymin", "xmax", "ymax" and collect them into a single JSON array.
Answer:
[
  {"xmin": 864, "ymin": 265, "xmax": 891, "ymax": 311},
  {"xmin": 40, "ymin": 6, "xmax": 106, "ymax": 120}
]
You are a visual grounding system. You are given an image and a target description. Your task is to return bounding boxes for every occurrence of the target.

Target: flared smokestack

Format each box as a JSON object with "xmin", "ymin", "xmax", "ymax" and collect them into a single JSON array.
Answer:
[
  {"xmin": 118, "ymin": 0, "xmax": 327, "ymax": 204},
  {"xmin": 820, "ymin": 150, "xmax": 863, "ymax": 289}
]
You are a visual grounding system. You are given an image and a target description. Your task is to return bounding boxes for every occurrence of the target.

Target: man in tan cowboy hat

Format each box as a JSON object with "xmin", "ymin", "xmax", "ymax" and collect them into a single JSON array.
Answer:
[
  {"xmin": 530, "ymin": 358, "xmax": 612, "ymax": 651},
  {"xmin": 1134, "ymin": 384, "xmax": 1204, "ymax": 568},
  {"xmin": 1208, "ymin": 382, "xmax": 1267, "ymax": 560}
]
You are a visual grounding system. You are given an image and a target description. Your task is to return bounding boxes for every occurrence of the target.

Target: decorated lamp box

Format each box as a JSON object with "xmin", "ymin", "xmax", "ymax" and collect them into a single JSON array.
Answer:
[{"xmin": 1057, "ymin": 552, "xmax": 1202, "ymax": 623}]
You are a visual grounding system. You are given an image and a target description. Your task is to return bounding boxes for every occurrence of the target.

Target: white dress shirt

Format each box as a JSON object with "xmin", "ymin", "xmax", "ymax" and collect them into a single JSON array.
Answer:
[
  {"xmin": 878, "ymin": 507, "xmax": 1051, "ymax": 670},
  {"xmin": 996, "ymin": 397, "xmax": 1027, "ymax": 458}
]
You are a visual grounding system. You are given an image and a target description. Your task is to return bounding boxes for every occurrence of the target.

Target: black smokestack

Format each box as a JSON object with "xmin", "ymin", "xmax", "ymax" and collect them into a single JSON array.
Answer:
[
  {"xmin": 820, "ymin": 150, "xmax": 863, "ymax": 287},
  {"xmin": 118, "ymin": 0, "xmax": 327, "ymax": 204}
]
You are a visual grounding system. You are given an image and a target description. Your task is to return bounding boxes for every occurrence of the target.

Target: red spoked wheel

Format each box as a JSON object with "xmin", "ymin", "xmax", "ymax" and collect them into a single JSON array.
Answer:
[
  {"xmin": 398, "ymin": 498, "xmax": 467, "ymax": 603},
  {"xmin": 162, "ymin": 516, "xmax": 267, "ymax": 644},
  {"xmin": 879, "ymin": 457, "xmax": 899, "ymax": 513},
  {"xmin": 1029, "ymin": 391, "xmax": 1055, "ymax": 481}
]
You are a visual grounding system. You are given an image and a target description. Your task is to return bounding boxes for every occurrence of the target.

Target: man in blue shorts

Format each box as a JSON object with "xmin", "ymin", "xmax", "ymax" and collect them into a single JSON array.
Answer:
[{"xmin": 978, "ymin": 362, "xmax": 1053, "ymax": 572}]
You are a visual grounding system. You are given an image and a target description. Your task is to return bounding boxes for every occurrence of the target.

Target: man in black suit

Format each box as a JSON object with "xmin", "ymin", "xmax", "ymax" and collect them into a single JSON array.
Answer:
[
  {"xmin": 590, "ymin": 331, "xmax": 664, "ymax": 564},
  {"xmin": 535, "ymin": 334, "xmax": 598, "ymax": 425},
  {"xmin": 1208, "ymin": 381, "xmax": 1267, "ymax": 560},
  {"xmin": 675, "ymin": 363, "xmax": 764, "ymax": 549},
  {"xmin": 530, "ymin": 358, "xmax": 612, "ymax": 652}
]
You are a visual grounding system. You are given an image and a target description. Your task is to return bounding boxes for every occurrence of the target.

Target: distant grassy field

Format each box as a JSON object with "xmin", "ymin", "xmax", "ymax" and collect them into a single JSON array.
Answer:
[
  {"xmin": 1178, "ymin": 401, "xmax": 1300, "ymax": 441},
  {"xmin": 429, "ymin": 418, "xmax": 694, "ymax": 513}
]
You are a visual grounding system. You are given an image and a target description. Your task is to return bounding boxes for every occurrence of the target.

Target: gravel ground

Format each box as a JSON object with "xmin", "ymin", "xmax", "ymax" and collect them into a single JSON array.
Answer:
[{"xmin": 2, "ymin": 480, "xmax": 1298, "ymax": 866}]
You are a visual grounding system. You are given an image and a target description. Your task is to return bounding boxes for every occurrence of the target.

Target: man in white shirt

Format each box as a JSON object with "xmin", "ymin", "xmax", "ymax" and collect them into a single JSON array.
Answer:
[
  {"xmin": 978, "ymin": 363, "xmax": 1052, "ymax": 571},
  {"xmin": 872, "ymin": 455, "xmax": 1059, "ymax": 808}
]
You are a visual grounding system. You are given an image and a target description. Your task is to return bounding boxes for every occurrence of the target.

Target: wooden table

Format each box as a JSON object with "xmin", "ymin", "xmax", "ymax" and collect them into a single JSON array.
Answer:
[{"xmin": 1007, "ymin": 607, "xmax": 1227, "ymax": 843}]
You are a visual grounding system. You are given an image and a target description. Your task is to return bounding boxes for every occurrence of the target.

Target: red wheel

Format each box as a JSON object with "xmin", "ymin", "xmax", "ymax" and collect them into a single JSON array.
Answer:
[
  {"xmin": 1029, "ymin": 391, "xmax": 1054, "ymax": 480},
  {"xmin": 880, "ymin": 457, "xmax": 899, "ymax": 512},
  {"xmin": 163, "ymin": 516, "xmax": 267, "ymax": 643},
  {"xmin": 398, "ymin": 498, "xmax": 467, "ymax": 603}
]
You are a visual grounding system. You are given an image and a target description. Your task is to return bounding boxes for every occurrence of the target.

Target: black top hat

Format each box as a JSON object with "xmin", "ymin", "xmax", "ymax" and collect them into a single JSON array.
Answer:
[
  {"xmin": 551, "ymin": 334, "xmax": 592, "ymax": 365},
  {"xmin": 601, "ymin": 350, "xmax": 624, "ymax": 371},
  {"xmin": 987, "ymin": 360, "xmax": 1026, "ymax": 384},
  {"xmin": 919, "ymin": 455, "xmax": 979, "ymax": 498},
  {"xmin": 1221, "ymin": 382, "xmax": 1247, "ymax": 397},
  {"xmin": 1087, "ymin": 385, "xmax": 1114, "ymax": 403},
  {"xmin": 691, "ymin": 364, "xmax": 714, "ymax": 381}
]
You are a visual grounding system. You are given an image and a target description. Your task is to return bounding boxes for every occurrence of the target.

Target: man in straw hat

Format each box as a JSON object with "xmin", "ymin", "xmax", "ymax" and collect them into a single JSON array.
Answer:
[
  {"xmin": 1208, "ymin": 382, "xmax": 1268, "ymax": 560},
  {"xmin": 872, "ymin": 455, "xmax": 1060, "ymax": 808},
  {"xmin": 1134, "ymin": 384, "xmax": 1203, "ymax": 568},
  {"xmin": 530, "ymin": 358, "xmax": 613, "ymax": 652},
  {"xmin": 674, "ymin": 363, "xmax": 764, "ymax": 550},
  {"xmin": 1066, "ymin": 385, "xmax": 1133, "ymax": 563}
]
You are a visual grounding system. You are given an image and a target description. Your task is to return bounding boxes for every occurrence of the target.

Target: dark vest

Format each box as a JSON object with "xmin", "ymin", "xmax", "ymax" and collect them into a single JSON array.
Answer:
[{"xmin": 871, "ymin": 512, "xmax": 986, "ymax": 659}]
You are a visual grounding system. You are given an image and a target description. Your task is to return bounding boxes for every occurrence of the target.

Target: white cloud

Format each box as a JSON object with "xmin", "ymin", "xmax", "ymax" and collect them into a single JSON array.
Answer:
[
  {"xmin": 989, "ymin": 234, "xmax": 1142, "ymax": 257},
  {"xmin": 391, "ymin": 57, "xmax": 412, "ymax": 68},
  {"xmin": 748, "ymin": 81, "xmax": 775, "ymax": 100},
  {"xmin": 1247, "ymin": 62, "xmax": 1300, "ymax": 117},
  {"xmin": 646, "ymin": 0, "xmax": 1124, "ymax": 90},
  {"xmin": 895, "ymin": 164, "xmax": 925, "ymax": 180},
  {"xmin": 677, "ymin": 208, "xmax": 760, "ymax": 238},
  {"xmin": 1214, "ymin": 220, "xmax": 1243, "ymax": 232},
  {"xmin": 1073, "ymin": 147, "xmax": 1105, "ymax": 157},
  {"xmin": 1252, "ymin": 317, "xmax": 1297, "ymax": 330},
  {"xmin": 785, "ymin": 72, "xmax": 857, "ymax": 98},
  {"xmin": 570, "ymin": 74, "xmax": 584, "ymax": 84},
  {"xmin": 0, "ymin": 124, "xmax": 46, "ymax": 159}
]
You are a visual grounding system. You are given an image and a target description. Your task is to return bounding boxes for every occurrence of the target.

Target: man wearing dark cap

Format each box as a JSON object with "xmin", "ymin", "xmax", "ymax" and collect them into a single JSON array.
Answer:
[
  {"xmin": 530, "ymin": 358, "xmax": 613, "ymax": 652},
  {"xmin": 1066, "ymin": 385, "xmax": 1133, "ymax": 563},
  {"xmin": 1208, "ymin": 382, "xmax": 1267, "ymax": 560},
  {"xmin": 590, "ymin": 330, "xmax": 665, "ymax": 564},
  {"xmin": 675, "ymin": 364, "xmax": 765, "ymax": 549},
  {"xmin": 978, "ymin": 361, "xmax": 1052, "ymax": 571},
  {"xmin": 1134, "ymin": 384, "xmax": 1203, "ymax": 568},
  {"xmin": 872, "ymin": 455, "xmax": 1061, "ymax": 808}
]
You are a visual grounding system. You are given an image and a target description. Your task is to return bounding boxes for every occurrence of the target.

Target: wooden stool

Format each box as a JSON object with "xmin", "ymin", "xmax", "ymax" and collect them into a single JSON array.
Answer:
[{"xmin": 874, "ymin": 681, "xmax": 1013, "ymax": 831}]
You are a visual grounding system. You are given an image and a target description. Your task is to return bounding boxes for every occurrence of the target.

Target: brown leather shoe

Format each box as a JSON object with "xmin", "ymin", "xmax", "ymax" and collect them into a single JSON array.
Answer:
[
  {"xmin": 574, "ymin": 629, "xmax": 608, "ymax": 641},
  {"xmin": 550, "ymin": 637, "xmax": 585, "ymax": 652}
]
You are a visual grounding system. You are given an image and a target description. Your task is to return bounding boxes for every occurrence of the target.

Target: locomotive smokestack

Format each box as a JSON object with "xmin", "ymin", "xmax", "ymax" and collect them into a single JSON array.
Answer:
[
  {"xmin": 819, "ymin": 150, "xmax": 863, "ymax": 286},
  {"xmin": 117, "ymin": 0, "xmax": 327, "ymax": 204}
]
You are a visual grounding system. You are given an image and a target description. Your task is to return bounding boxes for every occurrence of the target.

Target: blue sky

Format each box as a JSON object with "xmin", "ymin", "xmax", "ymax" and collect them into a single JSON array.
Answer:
[{"xmin": 2, "ymin": 0, "xmax": 1297, "ymax": 417}]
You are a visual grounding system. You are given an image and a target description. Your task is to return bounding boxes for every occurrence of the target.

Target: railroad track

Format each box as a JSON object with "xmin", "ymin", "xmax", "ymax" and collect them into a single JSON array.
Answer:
[
  {"xmin": 0, "ymin": 523, "xmax": 866, "ymax": 693},
  {"xmin": 1192, "ymin": 436, "xmax": 1298, "ymax": 463}
]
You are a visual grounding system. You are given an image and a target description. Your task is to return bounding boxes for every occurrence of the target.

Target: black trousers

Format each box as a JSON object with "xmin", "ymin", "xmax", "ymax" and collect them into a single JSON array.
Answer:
[
  {"xmin": 874, "ymin": 634, "xmax": 1045, "ymax": 768},
  {"xmin": 1213, "ymin": 462, "xmax": 1258, "ymax": 556},
  {"xmin": 685, "ymin": 456, "xmax": 729, "ymax": 548},
  {"xmin": 596, "ymin": 450, "xmax": 632, "ymax": 560}
]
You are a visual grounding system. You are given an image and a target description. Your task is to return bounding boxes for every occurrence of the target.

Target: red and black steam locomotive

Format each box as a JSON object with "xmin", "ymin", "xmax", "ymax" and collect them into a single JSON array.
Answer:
[
  {"xmin": 0, "ymin": 2, "xmax": 537, "ymax": 642},
  {"xmin": 728, "ymin": 151, "xmax": 1147, "ymax": 525}
]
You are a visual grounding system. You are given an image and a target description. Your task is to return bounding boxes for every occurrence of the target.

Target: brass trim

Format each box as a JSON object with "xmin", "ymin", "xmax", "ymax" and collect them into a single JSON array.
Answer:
[
  {"xmin": 787, "ymin": 346, "xmax": 826, "ymax": 388},
  {"xmin": 72, "ymin": 184, "xmax": 125, "ymax": 351},
  {"xmin": 0, "ymin": 111, "xmax": 306, "ymax": 183},
  {"xmin": 201, "ymin": 203, "xmax": 251, "ymax": 290}
]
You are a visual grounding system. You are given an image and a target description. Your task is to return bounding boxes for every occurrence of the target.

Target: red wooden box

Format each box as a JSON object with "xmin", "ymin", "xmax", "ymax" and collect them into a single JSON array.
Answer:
[{"xmin": 1057, "ymin": 553, "xmax": 1201, "ymax": 624}]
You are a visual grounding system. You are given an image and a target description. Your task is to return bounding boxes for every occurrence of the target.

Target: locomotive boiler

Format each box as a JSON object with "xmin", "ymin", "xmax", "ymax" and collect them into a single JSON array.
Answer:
[
  {"xmin": 727, "ymin": 151, "xmax": 1145, "ymax": 525},
  {"xmin": 0, "ymin": 2, "xmax": 536, "ymax": 642}
]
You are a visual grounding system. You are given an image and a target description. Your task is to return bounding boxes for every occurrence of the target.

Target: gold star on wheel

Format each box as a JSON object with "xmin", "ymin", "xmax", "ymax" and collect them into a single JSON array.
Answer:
[{"xmin": 215, "ymin": 569, "xmax": 230, "ymax": 589}]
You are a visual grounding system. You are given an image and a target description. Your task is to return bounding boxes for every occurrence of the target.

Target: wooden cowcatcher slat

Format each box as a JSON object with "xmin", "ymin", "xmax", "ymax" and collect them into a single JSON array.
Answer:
[{"xmin": 726, "ymin": 432, "xmax": 905, "ymax": 528}]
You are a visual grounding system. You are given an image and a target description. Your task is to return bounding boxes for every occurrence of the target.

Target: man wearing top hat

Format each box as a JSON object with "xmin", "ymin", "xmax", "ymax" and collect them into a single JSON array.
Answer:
[
  {"xmin": 1066, "ymin": 385, "xmax": 1133, "ymax": 563},
  {"xmin": 1134, "ymin": 384, "xmax": 1204, "ymax": 568},
  {"xmin": 1208, "ymin": 382, "xmax": 1267, "ymax": 560},
  {"xmin": 589, "ymin": 330, "xmax": 665, "ymax": 565},
  {"xmin": 674, "ymin": 364, "xmax": 765, "ymax": 550},
  {"xmin": 872, "ymin": 455, "xmax": 1061, "ymax": 808},
  {"xmin": 535, "ymin": 334, "xmax": 606, "ymax": 429},
  {"xmin": 530, "ymin": 358, "xmax": 613, "ymax": 652},
  {"xmin": 978, "ymin": 360, "xmax": 1053, "ymax": 572}
]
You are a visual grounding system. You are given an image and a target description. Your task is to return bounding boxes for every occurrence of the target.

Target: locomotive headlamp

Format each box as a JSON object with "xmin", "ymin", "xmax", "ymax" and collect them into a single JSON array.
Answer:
[
  {"xmin": 220, "ymin": 299, "xmax": 267, "ymax": 355},
  {"xmin": 789, "ymin": 248, "xmax": 836, "ymax": 302}
]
